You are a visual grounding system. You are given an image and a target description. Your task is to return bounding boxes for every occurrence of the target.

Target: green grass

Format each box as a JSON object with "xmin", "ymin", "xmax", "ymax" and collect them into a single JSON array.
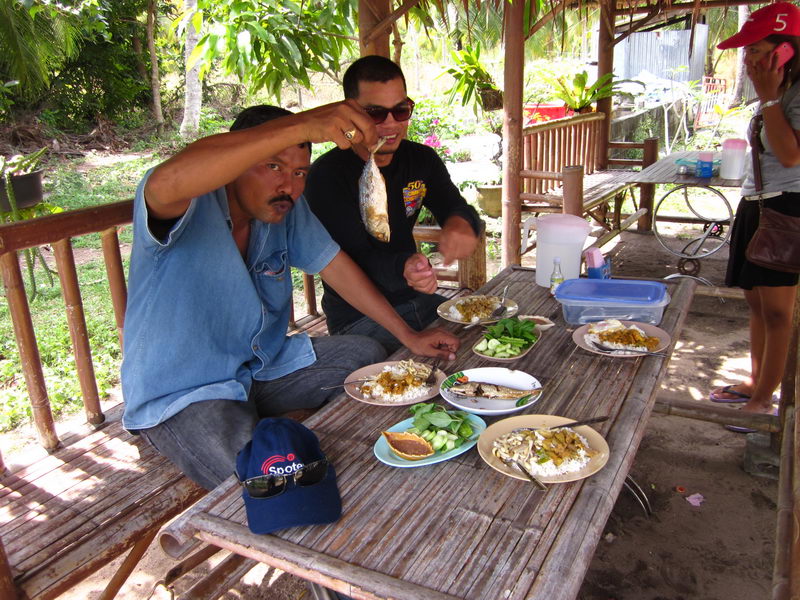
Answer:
[{"xmin": 0, "ymin": 153, "xmax": 156, "ymax": 432}]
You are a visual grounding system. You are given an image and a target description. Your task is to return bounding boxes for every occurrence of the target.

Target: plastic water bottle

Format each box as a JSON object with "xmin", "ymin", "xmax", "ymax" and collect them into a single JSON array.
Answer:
[
  {"xmin": 550, "ymin": 257, "xmax": 564, "ymax": 295},
  {"xmin": 695, "ymin": 151, "xmax": 714, "ymax": 178}
]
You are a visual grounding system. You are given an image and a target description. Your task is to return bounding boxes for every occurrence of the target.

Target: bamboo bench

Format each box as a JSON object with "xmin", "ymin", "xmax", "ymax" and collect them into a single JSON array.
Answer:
[
  {"xmin": 519, "ymin": 112, "xmax": 658, "ymax": 253},
  {"xmin": 0, "ymin": 201, "xmax": 484, "ymax": 599}
]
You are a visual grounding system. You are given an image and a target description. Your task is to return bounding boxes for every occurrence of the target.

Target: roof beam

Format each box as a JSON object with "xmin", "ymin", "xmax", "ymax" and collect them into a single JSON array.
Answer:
[{"xmin": 615, "ymin": 0, "xmax": 762, "ymax": 16}]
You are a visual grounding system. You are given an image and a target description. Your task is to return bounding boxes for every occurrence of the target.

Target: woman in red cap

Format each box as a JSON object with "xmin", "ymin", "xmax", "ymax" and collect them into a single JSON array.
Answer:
[{"xmin": 711, "ymin": 2, "xmax": 800, "ymax": 428}]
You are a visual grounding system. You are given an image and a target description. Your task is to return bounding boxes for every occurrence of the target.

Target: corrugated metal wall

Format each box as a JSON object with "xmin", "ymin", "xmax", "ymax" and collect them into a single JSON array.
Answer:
[{"xmin": 614, "ymin": 25, "xmax": 708, "ymax": 82}]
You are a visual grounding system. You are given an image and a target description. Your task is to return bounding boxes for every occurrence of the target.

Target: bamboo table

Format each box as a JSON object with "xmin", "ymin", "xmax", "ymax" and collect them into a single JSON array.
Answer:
[
  {"xmin": 160, "ymin": 269, "xmax": 696, "ymax": 600},
  {"xmin": 626, "ymin": 150, "xmax": 744, "ymax": 267}
]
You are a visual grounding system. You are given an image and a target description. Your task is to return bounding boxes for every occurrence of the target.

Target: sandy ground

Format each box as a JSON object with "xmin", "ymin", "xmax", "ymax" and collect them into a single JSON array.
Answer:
[{"xmin": 5, "ymin": 225, "xmax": 779, "ymax": 600}]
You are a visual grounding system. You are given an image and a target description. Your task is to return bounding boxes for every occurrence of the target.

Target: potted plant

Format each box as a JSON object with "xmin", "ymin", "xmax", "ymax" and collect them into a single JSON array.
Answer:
[
  {"xmin": 474, "ymin": 176, "xmax": 503, "ymax": 218},
  {"xmin": 549, "ymin": 71, "xmax": 624, "ymax": 114},
  {"xmin": 1, "ymin": 147, "xmax": 59, "ymax": 300},
  {"xmin": 1, "ymin": 147, "xmax": 47, "ymax": 213},
  {"xmin": 443, "ymin": 44, "xmax": 503, "ymax": 112}
]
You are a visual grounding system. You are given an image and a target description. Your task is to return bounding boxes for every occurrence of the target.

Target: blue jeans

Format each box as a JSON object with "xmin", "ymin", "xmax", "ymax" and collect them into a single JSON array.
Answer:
[
  {"xmin": 329, "ymin": 293, "xmax": 446, "ymax": 354},
  {"xmin": 140, "ymin": 335, "xmax": 386, "ymax": 490}
]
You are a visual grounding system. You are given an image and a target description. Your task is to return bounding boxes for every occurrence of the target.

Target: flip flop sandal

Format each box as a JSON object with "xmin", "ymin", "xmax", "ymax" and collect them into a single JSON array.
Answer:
[
  {"xmin": 709, "ymin": 384, "xmax": 751, "ymax": 403},
  {"xmin": 724, "ymin": 405, "xmax": 779, "ymax": 433}
]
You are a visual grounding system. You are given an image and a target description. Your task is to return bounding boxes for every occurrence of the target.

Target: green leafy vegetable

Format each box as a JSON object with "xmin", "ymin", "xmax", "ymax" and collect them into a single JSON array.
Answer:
[
  {"xmin": 407, "ymin": 402, "xmax": 476, "ymax": 453},
  {"xmin": 476, "ymin": 317, "xmax": 539, "ymax": 357}
]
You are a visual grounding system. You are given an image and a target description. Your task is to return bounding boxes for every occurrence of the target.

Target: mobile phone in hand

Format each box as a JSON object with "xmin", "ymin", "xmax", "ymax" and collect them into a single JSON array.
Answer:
[{"xmin": 762, "ymin": 42, "xmax": 795, "ymax": 68}]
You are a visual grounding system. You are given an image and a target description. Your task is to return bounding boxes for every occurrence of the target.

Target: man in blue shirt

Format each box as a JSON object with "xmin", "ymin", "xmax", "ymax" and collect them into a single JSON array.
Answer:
[{"xmin": 121, "ymin": 102, "xmax": 459, "ymax": 490}]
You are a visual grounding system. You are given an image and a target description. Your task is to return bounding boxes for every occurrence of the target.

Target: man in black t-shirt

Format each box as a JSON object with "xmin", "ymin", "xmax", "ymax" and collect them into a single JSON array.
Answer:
[{"xmin": 306, "ymin": 56, "xmax": 483, "ymax": 353}]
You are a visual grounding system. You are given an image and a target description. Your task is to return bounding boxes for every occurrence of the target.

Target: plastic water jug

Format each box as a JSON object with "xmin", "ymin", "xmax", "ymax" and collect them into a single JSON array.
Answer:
[
  {"xmin": 534, "ymin": 214, "xmax": 591, "ymax": 287},
  {"xmin": 720, "ymin": 138, "xmax": 748, "ymax": 180}
]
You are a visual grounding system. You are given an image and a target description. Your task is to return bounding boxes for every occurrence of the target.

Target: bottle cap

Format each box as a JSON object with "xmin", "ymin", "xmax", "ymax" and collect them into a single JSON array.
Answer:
[{"xmin": 553, "ymin": 256, "xmax": 561, "ymax": 263}]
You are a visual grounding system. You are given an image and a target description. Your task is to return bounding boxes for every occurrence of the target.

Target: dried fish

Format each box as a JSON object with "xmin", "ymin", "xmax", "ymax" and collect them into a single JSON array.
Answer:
[
  {"xmin": 448, "ymin": 381, "xmax": 539, "ymax": 400},
  {"xmin": 358, "ymin": 137, "xmax": 390, "ymax": 242}
]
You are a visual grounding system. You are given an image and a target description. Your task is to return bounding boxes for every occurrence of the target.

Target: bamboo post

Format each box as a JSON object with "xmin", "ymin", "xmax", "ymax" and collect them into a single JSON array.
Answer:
[
  {"xmin": 97, "ymin": 526, "xmax": 160, "ymax": 600},
  {"xmin": 638, "ymin": 137, "xmax": 659, "ymax": 231},
  {"xmin": 457, "ymin": 227, "xmax": 487, "ymax": 291},
  {"xmin": 52, "ymin": 238, "xmax": 104, "ymax": 426},
  {"xmin": 0, "ymin": 536, "xmax": 17, "ymax": 600},
  {"xmin": 358, "ymin": 0, "xmax": 390, "ymax": 57},
  {"xmin": 771, "ymin": 405, "xmax": 795, "ymax": 600},
  {"xmin": 303, "ymin": 273, "xmax": 318, "ymax": 317},
  {"xmin": 0, "ymin": 251, "xmax": 59, "ymax": 450},
  {"xmin": 773, "ymin": 287, "xmax": 800, "ymax": 451},
  {"xmin": 596, "ymin": 0, "xmax": 615, "ymax": 170},
  {"xmin": 501, "ymin": 0, "xmax": 524, "ymax": 267},
  {"xmin": 562, "ymin": 166, "xmax": 584, "ymax": 217},
  {"xmin": 101, "ymin": 226, "xmax": 127, "ymax": 348}
]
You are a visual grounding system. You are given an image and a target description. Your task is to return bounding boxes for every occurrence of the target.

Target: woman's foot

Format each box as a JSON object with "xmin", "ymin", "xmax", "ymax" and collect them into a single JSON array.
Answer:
[{"xmin": 709, "ymin": 384, "xmax": 752, "ymax": 403}]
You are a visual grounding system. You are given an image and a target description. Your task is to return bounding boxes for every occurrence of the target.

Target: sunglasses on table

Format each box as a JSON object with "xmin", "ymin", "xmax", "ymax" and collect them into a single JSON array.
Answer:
[
  {"xmin": 237, "ymin": 458, "xmax": 329, "ymax": 499},
  {"xmin": 364, "ymin": 98, "xmax": 415, "ymax": 124}
]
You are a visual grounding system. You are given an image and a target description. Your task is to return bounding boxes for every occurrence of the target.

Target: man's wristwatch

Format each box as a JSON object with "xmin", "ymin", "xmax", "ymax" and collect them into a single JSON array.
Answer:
[{"xmin": 761, "ymin": 98, "xmax": 782, "ymax": 109}]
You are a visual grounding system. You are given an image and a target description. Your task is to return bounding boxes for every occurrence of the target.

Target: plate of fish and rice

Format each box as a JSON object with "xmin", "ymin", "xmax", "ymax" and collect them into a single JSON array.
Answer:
[
  {"xmin": 437, "ymin": 295, "xmax": 519, "ymax": 325},
  {"xmin": 344, "ymin": 360, "xmax": 446, "ymax": 406},
  {"xmin": 439, "ymin": 367, "xmax": 543, "ymax": 415},
  {"xmin": 572, "ymin": 319, "xmax": 670, "ymax": 357},
  {"xmin": 477, "ymin": 414, "xmax": 610, "ymax": 483}
]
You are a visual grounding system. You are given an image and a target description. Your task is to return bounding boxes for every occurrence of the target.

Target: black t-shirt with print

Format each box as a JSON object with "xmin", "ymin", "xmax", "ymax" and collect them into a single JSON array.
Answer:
[{"xmin": 306, "ymin": 139, "xmax": 482, "ymax": 331}]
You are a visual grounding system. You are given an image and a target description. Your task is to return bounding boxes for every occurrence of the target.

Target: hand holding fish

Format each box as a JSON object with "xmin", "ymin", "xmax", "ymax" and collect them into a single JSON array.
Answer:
[
  {"xmin": 438, "ymin": 215, "xmax": 479, "ymax": 266},
  {"xmin": 403, "ymin": 253, "xmax": 438, "ymax": 294},
  {"xmin": 296, "ymin": 100, "xmax": 377, "ymax": 149}
]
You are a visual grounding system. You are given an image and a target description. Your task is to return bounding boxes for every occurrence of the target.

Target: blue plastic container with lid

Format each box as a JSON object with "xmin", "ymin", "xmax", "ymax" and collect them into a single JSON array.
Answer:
[{"xmin": 553, "ymin": 278, "xmax": 670, "ymax": 325}]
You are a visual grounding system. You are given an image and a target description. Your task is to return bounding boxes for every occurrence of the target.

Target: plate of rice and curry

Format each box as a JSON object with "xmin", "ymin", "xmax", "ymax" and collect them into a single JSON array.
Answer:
[
  {"xmin": 477, "ymin": 414, "xmax": 610, "ymax": 483},
  {"xmin": 437, "ymin": 294, "xmax": 519, "ymax": 325},
  {"xmin": 572, "ymin": 319, "xmax": 670, "ymax": 357},
  {"xmin": 343, "ymin": 360, "xmax": 446, "ymax": 406}
]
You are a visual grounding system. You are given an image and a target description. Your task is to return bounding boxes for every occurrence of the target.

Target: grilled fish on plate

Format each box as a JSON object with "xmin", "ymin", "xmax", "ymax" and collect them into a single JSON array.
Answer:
[
  {"xmin": 359, "ymin": 137, "xmax": 390, "ymax": 242},
  {"xmin": 448, "ymin": 381, "xmax": 539, "ymax": 401}
]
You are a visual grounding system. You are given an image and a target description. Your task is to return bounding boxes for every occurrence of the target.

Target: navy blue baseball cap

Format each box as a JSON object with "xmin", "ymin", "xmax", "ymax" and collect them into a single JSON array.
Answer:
[{"xmin": 235, "ymin": 418, "xmax": 341, "ymax": 535}]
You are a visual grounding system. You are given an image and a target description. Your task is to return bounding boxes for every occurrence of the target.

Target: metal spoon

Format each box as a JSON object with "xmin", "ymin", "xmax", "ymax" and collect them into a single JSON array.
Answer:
[
  {"xmin": 513, "ymin": 415, "xmax": 609, "ymax": 433},
  {"xmin": 590, "ymin": 340, "xmax": 667, "ymax": 358},
  {"xmin": 319, "ymin": 378, "xmax": 373, "ymax": 391},
  {"xmin": 500, "ymin": 457, "xmax": 547, "ymax": 490}
]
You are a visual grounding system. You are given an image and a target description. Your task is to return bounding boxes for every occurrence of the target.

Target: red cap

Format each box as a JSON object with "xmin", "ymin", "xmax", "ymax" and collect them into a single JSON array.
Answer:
[{"xmin": 718, "ymin": 2, "xmax": 800, "ymax": 49}]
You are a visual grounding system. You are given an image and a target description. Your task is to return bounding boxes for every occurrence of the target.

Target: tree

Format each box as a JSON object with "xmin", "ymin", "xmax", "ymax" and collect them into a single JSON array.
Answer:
[
  {"xmin": 179, "ymin": 0, "xmax": 201, "ymax": 139},
  {"xmin": 0, "ymin": 0, "xmax": 84, "ymax": 99},
  {"xmin": 186, "ymin": 0, "xmax": 358, "ymax": 101}
]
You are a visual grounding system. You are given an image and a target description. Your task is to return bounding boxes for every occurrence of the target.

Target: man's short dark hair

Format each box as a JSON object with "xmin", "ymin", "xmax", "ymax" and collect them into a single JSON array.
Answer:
[
  {"xmin": 230, "ymin": 105, "xmax": 310, "ymax": 151},
  {"xmin": 342, "ymin": 56, "xmax": 406, "ymax": 99}
]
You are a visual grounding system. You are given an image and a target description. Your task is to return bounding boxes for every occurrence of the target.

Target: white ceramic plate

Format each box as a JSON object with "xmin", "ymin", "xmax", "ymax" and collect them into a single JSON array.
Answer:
[
  {"xmin": 344, "ymin": 361, "xmax": 445, "ymax": 406},
  {"xmin": 477, "ymin": 414, "xmax": 610, "ymax": 483},
  {"xmin": 572, "ymin": 321, "xmax": 670, "ymax": 357},
  {"xmin": 439, "ymin": 367, "xmax": 542, "ymax": 416},
  {"xmin": 373, "ymin": 414, "xmax": 486, "ymax": 468},
  {"xmin": 437, "ymin": 295, "xmax": 519, "ymax": 325}
]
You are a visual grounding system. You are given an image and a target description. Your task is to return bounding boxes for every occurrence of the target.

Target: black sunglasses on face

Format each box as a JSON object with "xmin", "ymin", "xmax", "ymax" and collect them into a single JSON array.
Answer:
[
  {"xmin": 364, "ymin": 98, "xmax": 415, "ymax": 124},
  {"xmin": 238, "ymin": 458, "xmax": 329, "ymax": 499}
]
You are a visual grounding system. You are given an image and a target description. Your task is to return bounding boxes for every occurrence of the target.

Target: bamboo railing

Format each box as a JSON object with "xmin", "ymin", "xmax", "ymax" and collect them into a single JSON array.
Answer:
[
  {"xmin": 520, "ymin": 112, "xmax": 605, "ymax": 203},
  {"xmin": 0, "ymin": 201, "xmax": 133, "ymax": 460}
]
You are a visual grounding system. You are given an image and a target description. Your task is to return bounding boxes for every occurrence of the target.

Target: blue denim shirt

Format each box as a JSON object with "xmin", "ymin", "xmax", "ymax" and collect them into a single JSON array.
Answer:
[{"xmin": 121, "ymin": 170, "xmax": 339, "ymax": 430}]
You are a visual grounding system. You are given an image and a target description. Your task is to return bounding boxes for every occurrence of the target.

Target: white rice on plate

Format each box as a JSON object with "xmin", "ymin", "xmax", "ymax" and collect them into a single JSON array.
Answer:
[
  {"xmin": 359, "ymin": 360, "xmax": 431, "ymax": 403},
  {"xmin": 492, "ymin": 427, "xmax": 596, "ymax": 477},
  {"xmin": 583, "ymin": 319, "xmax": 661, "ymax": 353},
  {"xmin": 448, "ymin": 296, "xmax": 500, "ymax": 323}
]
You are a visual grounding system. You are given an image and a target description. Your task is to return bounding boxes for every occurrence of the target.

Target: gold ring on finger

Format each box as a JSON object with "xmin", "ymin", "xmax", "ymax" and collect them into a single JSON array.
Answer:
[{"xmin": 344, "ymin": 129, "xmax": 356, "ymax": 140}]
